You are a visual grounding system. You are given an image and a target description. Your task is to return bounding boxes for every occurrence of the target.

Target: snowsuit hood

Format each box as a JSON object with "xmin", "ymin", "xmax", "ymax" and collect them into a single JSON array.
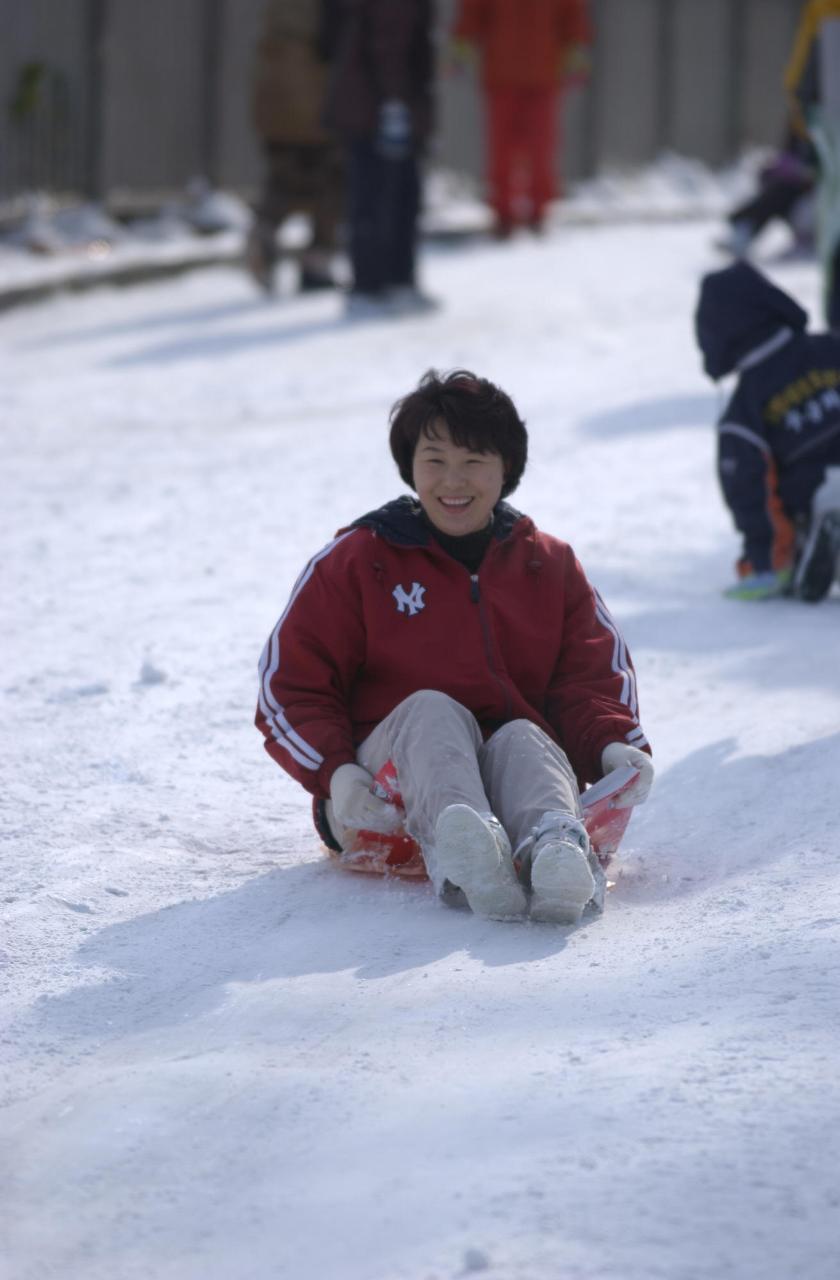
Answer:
[{"xmin": 694, "ymin": 262, "xmax": 808, "ymax": 380}]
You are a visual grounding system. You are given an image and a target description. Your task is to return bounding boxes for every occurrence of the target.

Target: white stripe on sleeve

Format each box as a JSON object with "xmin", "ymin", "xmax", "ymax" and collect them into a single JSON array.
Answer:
[
  {"xmin": 258, "ymin": 531, "xmax": 355, "ymax": 769},
  {"xmin": 593, "ymin": 590, "xmax": 638, "ymax": 717},
  {"xmin": 718, "ymin": 422, "xmax": 770, "ymax": 455}
]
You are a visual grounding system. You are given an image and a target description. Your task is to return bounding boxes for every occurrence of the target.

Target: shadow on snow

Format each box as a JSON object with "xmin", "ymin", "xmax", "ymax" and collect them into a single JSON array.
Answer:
[{"xmin": 579, "ymin": 392, "xmax": 718, "ymax": 437}]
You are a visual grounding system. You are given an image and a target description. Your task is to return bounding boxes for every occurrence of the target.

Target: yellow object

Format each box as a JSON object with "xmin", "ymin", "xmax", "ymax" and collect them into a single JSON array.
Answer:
[
  {"xmin": 448, "ymin": 37, "xmax": 476, "ymax": 67},
  {"xmin": 785, "ymin": 0, "xmax": 840, "ymax": 132},
  {"xmin": 562, "ymin": 43, "xmax": 591, "ymax": 79}
]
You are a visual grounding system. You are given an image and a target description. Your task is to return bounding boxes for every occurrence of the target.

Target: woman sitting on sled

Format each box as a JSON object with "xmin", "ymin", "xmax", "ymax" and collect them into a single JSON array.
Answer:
[{"xmin": 256, "ymin": 370, "xmax": 653, "ymax": 924}]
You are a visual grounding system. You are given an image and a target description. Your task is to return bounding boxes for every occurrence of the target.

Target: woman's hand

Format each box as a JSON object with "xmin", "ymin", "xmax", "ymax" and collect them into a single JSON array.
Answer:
[
  {"xmin": 601, "ymin": 742, "xmax": 654, "ymax": 806},
  {"xmin": 329, "ymin": 763, "xmax": 404, "ymax": 833}
]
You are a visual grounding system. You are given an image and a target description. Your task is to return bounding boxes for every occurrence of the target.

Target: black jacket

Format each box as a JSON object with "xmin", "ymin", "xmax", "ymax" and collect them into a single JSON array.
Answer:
[{"xmin": 323, "ymin": 0, "xmax": 435, "ymax": 141}]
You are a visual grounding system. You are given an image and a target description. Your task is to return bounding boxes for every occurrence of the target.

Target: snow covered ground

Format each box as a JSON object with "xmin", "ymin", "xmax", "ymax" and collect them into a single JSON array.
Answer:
[
  {"xmin": 0, "ymin": 153, "xmax": 761, "ymax": 305},
  {"xmin": 3, "ymin": 213, "xmax": 839, "ymax": 1280}
]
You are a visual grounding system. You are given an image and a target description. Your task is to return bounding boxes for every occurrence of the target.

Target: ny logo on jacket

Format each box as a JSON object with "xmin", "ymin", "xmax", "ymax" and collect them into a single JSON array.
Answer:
[{"xmin": 392, "ymin": 582, "xmax": 426, "ymax": 615}]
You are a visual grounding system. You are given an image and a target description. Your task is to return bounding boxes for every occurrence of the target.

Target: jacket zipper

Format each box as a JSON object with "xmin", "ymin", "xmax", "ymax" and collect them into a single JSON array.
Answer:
[{"xmin": 470, "ymin": 573, "xmax": 512, "ymax": 720}]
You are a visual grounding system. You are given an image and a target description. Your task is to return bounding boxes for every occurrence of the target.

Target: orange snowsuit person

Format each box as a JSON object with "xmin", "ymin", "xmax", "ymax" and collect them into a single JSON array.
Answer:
[{"xmin": 452, "ymin": 0, "xmax": 592, "ymax": 234}]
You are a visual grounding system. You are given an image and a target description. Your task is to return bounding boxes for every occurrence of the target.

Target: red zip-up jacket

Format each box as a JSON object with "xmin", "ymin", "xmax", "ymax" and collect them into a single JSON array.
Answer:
[{"xmin": 256, "ymin": 498, "xmax": 649, "ymax": 798}]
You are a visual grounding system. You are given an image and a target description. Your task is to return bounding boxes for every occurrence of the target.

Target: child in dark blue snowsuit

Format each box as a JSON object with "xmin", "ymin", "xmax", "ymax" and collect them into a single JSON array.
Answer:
[{"xmin": 695, "ymin": 261, "xmax": 840, "ymax": 601}]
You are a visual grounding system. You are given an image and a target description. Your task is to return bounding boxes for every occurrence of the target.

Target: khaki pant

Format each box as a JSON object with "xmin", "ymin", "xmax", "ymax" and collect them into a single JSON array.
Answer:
[
  {"xmin": 256, "ymin": 142, "xmax": 344, "ymax": 251},
  {"xmin": 328, "ymin": 690, "xmax": 581, "ymax": 892}
]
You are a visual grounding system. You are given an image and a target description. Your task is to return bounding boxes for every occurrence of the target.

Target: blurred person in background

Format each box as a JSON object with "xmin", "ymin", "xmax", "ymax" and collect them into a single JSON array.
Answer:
[
  {"xmin": 323, "ymin": 0, "xmax": 437, "ymax": 317},
  {"xmin": 246, "ymin": 0, "xmax": 343, "ymax": 295},
  {"xmin": 718, "ymin": 125, "xmax": 817, "ymax": 259},
  {"xmin": 451, "ymin": 0, "xmax": 591, "ymax": 238},
  {"xmin": 786, "ymin": 0, "xmax": 840, "ymax": 328}
]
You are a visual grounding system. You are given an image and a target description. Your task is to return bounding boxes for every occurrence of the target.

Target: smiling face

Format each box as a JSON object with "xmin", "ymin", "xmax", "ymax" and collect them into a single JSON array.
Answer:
[{"xmin": 412, "ymin": 420, "xmax": 506, "ymax": 536}]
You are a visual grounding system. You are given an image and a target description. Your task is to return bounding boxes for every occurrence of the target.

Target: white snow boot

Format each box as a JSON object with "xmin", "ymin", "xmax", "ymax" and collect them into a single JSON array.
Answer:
[
  {"xmin": 528, "ymin": 812, "xmax": 605, "ymax": 925},
  {"xmin": 434, "ymin": 804, "xmax": 527, "ymax": 921}
]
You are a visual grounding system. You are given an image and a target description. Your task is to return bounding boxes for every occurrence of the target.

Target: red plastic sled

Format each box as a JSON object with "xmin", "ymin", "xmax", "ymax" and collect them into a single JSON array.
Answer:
[{"xmin": 321, "ymin": 760, "xmax": 640, "ymax": 879}]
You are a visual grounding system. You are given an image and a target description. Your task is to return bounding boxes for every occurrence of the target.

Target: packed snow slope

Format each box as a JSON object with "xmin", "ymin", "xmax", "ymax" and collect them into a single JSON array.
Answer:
[{"xmin": 3, "ymin": 220, "xmax": 839, "ymax": 1280}]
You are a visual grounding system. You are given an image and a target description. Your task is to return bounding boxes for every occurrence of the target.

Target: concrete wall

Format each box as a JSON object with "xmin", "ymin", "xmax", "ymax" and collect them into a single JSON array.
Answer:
[
  {"xmin": 0, "ymin": 0, "xmax": 806, "ymax": 206},
  {"xmin": 2, "ymin": 0, "xmax": 93, "ymax": 193}
]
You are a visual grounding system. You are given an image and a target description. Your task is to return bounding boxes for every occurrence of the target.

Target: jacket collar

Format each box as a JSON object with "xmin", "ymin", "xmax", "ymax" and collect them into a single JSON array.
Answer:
[{"xmin": 344, "ymin": 495, "xmax": 526, "ymax": 546}]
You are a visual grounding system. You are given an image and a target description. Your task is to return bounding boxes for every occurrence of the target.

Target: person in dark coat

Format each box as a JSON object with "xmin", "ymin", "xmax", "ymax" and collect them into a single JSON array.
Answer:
[
  {"xmin": 695, "ymin": 261, "xmax": 840, "ymax": 602},
  {"xmin": 323, "ymin": 0, "xmax": 438, "ymax": 316},
  {"xmin": 719, "ymin": 127, "xmax": 817, "ymax": 259},
  {"xmin": 246, "ymin": 0, "xmax": 344, "ymax": 294}
]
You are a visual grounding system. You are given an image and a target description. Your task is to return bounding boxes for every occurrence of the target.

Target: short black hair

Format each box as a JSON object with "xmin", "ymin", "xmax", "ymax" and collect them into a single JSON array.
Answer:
[{"xmin": 389, "ymin": 369, "xmax": 528, "ymax": 498}]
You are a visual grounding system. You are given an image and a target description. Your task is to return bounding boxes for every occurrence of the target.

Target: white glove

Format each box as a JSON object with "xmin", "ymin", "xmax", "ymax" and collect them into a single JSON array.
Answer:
[
  {"xmin": 600, "ymin": 742, "xmax": 654, "ymax": 807},
  {"xmin": 329, "ymin": 763, "xmax": 403, "ymax": 834}
]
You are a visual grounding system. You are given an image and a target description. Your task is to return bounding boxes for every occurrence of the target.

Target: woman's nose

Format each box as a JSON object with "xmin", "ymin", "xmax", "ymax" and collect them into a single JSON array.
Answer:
[{"xmin": 442, "ymin": 464, "xmax": 468, "ymax": 487}]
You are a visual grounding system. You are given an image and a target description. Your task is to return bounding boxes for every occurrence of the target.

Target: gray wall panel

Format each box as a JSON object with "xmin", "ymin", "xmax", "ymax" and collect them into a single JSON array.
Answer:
[
  {"xmin": 669, "ymin": 0, "xmax": 733, "ymax": 164},
  {"xmin": 216, "ymin": 0, "xmax": 264, "ymax": 191},
  {"xmin": 103, "ymin": 0, "xmax": 206, "ymax": 191},
  {"xmin": 1, "ymin": 0, "xmax": 90, "ymax": 194},
  {"xmin": 741, "ymin": 0, "xmax": 801, "ymax": 145},
  {"xmin": 0, "ymin": 0, "xmax": 810, "ymax": 206},
  {"xmin": 588, "ymin": 0, "xmax": 662, "ymax": 168}
]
